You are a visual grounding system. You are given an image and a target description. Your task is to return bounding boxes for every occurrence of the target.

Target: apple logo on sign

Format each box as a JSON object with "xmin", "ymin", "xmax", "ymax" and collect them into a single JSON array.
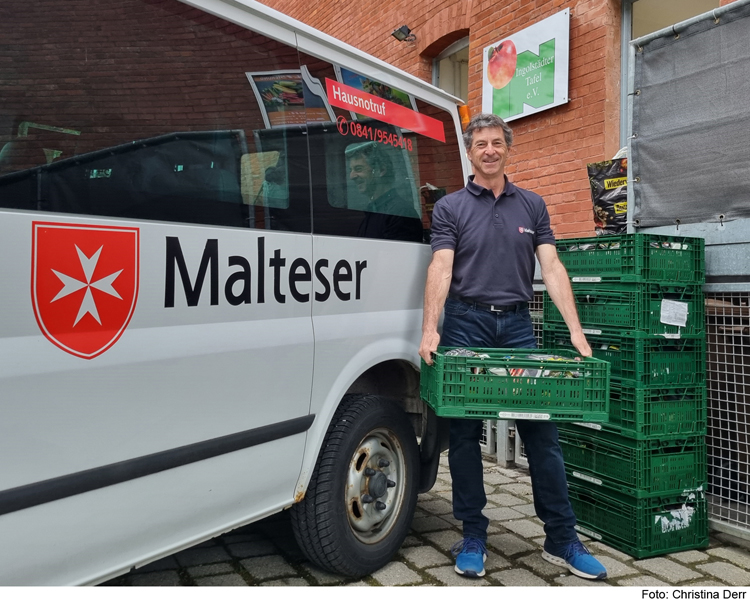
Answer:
[{"xmin": 487, "ymin": 40, "xmax": 517, "ymax": 90}]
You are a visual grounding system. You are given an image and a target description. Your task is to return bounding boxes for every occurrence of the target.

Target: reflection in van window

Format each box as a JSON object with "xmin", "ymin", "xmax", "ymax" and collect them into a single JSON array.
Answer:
[
  {"xmin": 250, "ymin": 127, "xmax": 312, "ymax": 232},
  {"xmin": 0, "ymin": 131, "xmax": 249, "ymax": 227},
  {"xmin": 299, "ymin": 53, "xmax": 465, "ymax": 244},
  {"xmin": 0, "ymin": 7, "xmax": 311, "ymax": 233},
  {"xmin": 241, "ymin": 151, "xmax": 288, "ymax": 210},
  {"xmin": 345, "ymin": 142, "xmax": 423, "ymax": 242}
]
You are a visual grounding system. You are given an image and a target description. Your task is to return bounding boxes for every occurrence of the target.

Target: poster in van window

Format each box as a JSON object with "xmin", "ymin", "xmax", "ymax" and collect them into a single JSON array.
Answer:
[
  {"xmin": 334, "ymin": 66, "xmax": 417, "ymax": 122},
  {"xmin": 246, "ymin": 71, "xmax": 334, "ymax": 128}
]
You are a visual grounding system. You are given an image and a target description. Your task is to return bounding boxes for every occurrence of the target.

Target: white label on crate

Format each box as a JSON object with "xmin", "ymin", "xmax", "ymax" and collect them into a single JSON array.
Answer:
[
  {"xmin": 661, "ymin": 333, "xmax": 681, "ymax": 339},
  {"xmin": 572, "ymin": 276, "xmax": 602, "ymax": 283},
  {"xmin": 573, "ymin": 422, "xmax": 602, "ymax": 430},
  {"xmin": 654, "ymin": 504, "xmax": 694, "ymax": 534},
  {"xmin": 573, "ymin": 471, "xmax": 602, "ymax": 485},
  {"xmin": 575, "ymin": 525, "xmax": 602, "ymax": 541},
  {"xmin": 660, "ymin": 299, "xmax": 688, "ymax": 327},
  {"xmin": 582, "ymin": 328, "xmax": 603, "ymax": 336},
  {"xmin": 498, "ymin": 412, "xmax": 550, "ymax": 421}
]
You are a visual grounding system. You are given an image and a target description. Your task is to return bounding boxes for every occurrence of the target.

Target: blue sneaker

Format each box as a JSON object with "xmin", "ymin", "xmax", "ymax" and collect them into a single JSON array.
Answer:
[
  {"xmin": 451, "ymin": 538, "xmax": 487, "ymax": 577},
  {"xmin": 542, "ymin": 540, "xmax": 607, "ymax": 580}
]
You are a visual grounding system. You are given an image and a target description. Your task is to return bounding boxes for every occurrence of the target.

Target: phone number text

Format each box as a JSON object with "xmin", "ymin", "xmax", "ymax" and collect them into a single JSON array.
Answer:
[{"xmin": 336, "ymin": 116, "xmax": 412, "ymax": 151}]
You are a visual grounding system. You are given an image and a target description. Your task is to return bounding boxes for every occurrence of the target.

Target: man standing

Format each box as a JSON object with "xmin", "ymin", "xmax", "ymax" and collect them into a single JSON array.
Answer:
[{"xmin": 419, "ymin": 113, "xmax": 607, "ymax": 581}]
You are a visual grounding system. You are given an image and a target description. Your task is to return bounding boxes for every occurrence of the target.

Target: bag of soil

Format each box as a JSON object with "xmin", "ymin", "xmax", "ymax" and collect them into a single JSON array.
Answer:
[{"xmin": 587, "ymin": 158, "xmax": 627, "ymax": 235}]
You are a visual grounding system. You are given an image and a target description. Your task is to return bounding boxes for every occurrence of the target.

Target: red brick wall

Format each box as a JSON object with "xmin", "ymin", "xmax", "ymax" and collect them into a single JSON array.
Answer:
[{"xmin": 262, "ymin": 0, "xmax": 622, "ymax": 237}]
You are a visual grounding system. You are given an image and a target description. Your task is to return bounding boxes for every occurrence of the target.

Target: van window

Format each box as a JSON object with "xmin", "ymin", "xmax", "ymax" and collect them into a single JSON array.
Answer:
[
  {"xmin": 0, "ymin": 7, "xmax": 311, "ymax": 232},
  {"xmin": 300, "ymin": 55, "xmax": 465, "ymax": 242}
]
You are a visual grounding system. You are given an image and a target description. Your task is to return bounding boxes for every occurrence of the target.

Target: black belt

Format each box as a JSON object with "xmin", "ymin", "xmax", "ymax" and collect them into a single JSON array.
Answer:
[{"xmin": 449, "ymin": 294, "xmax": 528, "ymax": 313}]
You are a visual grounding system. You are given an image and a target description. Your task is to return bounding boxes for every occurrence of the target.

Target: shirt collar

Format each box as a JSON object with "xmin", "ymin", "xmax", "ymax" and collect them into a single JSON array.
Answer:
[{"xmin": 467, "ymin": 175, "xmax": 516, "ymax": 197}]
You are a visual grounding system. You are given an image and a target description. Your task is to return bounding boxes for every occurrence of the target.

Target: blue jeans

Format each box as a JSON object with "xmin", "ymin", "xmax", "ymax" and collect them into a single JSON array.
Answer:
[{"xmin": 441, "ymin": 297, "xmax": 578, "ymax": 549}]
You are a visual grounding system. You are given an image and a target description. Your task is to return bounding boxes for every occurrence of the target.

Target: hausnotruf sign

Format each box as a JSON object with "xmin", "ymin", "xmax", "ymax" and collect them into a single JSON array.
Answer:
[
  {"xmin": 326, "ymin": 78, "xmax": 446, "ymax": 142},
  {"xmin": 482, "ymin": 9, "xmax": 570, "ymax": 122}
]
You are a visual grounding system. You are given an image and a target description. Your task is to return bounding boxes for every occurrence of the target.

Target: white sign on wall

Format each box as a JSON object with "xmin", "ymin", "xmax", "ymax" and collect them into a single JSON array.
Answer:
[{"xmin": 482, "ymin": 9, "xmax": 570, "ymax": 122}]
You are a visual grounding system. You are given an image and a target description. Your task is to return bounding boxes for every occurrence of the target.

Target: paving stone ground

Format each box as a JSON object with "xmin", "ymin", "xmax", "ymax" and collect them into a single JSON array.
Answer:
[{"xmin": 106, "ymin": 454, "xmax": 750, "ymax": 588}]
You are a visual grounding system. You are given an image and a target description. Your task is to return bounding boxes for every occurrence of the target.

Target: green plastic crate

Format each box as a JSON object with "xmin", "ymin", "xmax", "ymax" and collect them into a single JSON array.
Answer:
[
  {"xmin": 542, "ymin": 326, "xmax": 706, "ymax": 386},
  {"xmin": 558, "ymin": 427, "xmax": 706, "ymax": 497},
  {"xmin": 556, "ymin": 234, "xmax": 705, "ymax": 284},
  {"xmin": 567, "ymin": 479, "xmax": 709, "ymax": 558},
  {"xmin": 543, "ymin": 283, "xmax": 705, "ymax": 337},
  {"xmin": 420, "ymin": 347, "xmax": 610, "ymax": 422},
  {"xmin": 573, "ymin": 383, "xmax": 706, "ymax": 439}
]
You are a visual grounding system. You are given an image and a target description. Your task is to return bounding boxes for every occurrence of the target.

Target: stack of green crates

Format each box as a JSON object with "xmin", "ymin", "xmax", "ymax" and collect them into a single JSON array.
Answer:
[{"xmin": 542, "ymin": 234, "xmax": 709, "ymax": 558}]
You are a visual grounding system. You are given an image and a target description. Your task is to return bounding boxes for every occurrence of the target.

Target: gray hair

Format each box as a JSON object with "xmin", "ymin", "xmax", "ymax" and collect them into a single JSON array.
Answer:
[{"xmin": 462, "ymin": 113, "xmax": 513, "ymax": 150}]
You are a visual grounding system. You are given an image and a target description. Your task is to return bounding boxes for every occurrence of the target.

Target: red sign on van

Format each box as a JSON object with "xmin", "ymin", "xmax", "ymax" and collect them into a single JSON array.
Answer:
[
  {"xmin": 31, "ymin": 221, "xmax": 140, "ymax": 359},
  {"xmin": 326, "ymin": 78, "xmax": 446, "ymax": 142}
]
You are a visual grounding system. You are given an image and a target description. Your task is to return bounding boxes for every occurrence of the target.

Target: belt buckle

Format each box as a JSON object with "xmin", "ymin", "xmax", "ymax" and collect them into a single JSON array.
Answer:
[{"xmin": 490, "ymin": 304, "xmax": 506, "ymax": 313}]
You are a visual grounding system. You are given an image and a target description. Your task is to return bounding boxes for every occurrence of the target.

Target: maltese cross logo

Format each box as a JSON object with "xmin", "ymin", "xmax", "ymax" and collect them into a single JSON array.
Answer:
[
  {"xmin": 51, "ymin": 245, "xmax": 124, "ymax": 326},
  {"xmin": 32, "ymin": 221, "xmax": 139, "ymax": 359}
]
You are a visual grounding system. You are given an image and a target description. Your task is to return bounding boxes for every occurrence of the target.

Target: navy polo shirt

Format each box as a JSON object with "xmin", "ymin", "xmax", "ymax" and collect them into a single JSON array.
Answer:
[{"xmin": 430, "ymin": 176, "xmax": 556, "ymax": 305}]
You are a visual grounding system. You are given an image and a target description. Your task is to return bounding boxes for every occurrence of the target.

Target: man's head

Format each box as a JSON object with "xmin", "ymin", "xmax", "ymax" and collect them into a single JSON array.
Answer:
[
  {"xmin": 462, "ymin": 113, "xmax": 513, "ymax": 183},
  {"xmin": 462, "ymin": 113, "xmax": 513, "ymax": 150},
  {"xmin": 347, "ymin": 142, "xmax": 393, "ymax": 199}
]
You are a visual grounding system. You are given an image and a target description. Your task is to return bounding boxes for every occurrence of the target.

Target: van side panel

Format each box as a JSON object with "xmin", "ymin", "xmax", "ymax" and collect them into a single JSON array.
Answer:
[
  {"xmin": 0, "ymin": 213, "xmax": 314, "ymax": 584},
  {"xmin": 303, "ymin": 235, "xmax": 431, "ymax": 480}
]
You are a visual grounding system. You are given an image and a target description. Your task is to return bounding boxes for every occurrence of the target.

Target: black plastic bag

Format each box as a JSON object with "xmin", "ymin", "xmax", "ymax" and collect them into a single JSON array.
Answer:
[{"xmin": 587, "ymin": 158, "xmax": 627, "ymax": 235}]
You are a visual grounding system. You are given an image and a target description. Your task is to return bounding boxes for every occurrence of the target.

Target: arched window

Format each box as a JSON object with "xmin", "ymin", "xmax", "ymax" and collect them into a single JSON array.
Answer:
[{"xmin": 432, "ymin": 37, "xmax": 469, "ymax": 102}]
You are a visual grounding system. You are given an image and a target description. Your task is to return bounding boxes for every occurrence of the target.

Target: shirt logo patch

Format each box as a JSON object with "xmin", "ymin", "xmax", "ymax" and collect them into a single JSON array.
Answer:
[
  {"xmin": 519, "ymin": 227, "xmax": 535, "ymax": 235},
  {"xmin": 31, "ymin": 221, "xmax": 140, "ymax": 359}
]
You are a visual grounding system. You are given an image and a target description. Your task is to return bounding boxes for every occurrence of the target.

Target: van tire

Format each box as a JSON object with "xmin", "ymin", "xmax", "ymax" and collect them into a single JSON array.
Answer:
[{"xmin": 291, "ymin": 394, "xmax": 419, "ymax": 578}]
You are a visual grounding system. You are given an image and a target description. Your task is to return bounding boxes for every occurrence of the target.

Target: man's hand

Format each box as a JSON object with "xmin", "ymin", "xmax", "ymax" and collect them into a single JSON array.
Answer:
[
  {"xmin": 570, "ymin": 330, "xmax": 592, "ymax": 357},
  {"xmin": 419, "ymin": 330, "xmax": 441, "ymax": 365}
]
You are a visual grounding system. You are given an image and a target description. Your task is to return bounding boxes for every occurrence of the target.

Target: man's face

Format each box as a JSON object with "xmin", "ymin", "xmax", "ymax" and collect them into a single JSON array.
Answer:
[
  {"xmin": 466, "ymin": 126, "xmax": 509, "ymax": 183},
  {"xmin": 349, "ymin": 155, "xmax": 377, "ymax": 197}
]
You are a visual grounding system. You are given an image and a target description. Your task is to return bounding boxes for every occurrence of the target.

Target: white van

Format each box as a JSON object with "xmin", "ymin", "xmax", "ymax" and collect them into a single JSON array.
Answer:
[{"xmin": 0, "ymin": 0, "xmax": 468, "ymax": 584}]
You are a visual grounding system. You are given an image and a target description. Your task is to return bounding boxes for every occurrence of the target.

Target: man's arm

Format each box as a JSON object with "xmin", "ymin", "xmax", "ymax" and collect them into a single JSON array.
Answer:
[
  {"xmin": 536, "ymin": 243, "xmax": 592, "ymax": 357},
  {"xmin": 419, "ymin": 248, "xmax": 454, "ymax": 365}
]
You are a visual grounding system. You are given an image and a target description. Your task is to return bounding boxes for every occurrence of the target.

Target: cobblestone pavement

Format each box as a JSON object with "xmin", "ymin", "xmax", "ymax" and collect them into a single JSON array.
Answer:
[{"xmin": 105, "ymin": 455, "xmax": 750, "ymax": 587}]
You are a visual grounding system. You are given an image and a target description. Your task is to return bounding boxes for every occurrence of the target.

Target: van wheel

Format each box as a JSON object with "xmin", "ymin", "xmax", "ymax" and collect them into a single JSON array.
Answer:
[{"xmin": 291, "ymin": 394, "xmax": 419, "ymax": 578}]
